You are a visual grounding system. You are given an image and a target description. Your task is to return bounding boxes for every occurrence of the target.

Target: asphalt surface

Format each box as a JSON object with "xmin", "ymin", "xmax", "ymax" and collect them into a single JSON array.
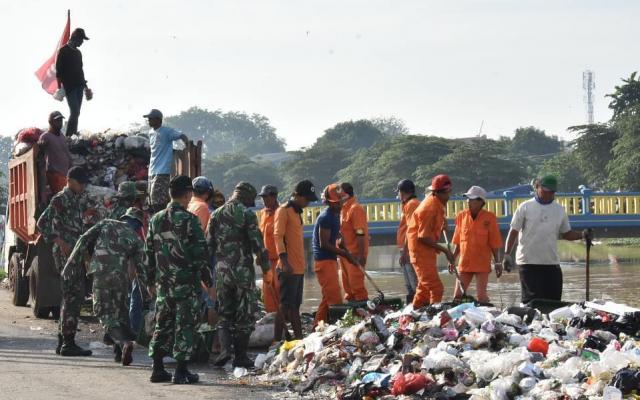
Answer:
[{"xmin": 0, "ymin": 288, "xmax": 294, "ymax": 400}]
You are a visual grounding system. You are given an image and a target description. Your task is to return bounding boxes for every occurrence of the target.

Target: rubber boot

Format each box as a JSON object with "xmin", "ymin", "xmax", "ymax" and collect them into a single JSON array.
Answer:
[
  {"xmin": 232, "ymin": 332, "xmax": 254, "ymax": 369},
  {"xmin": 121, "ymin": 342, "xmax": 134, "ymax": 366},
  {"xmin": 60, "ymin": 337, "xmax": 93, "ymax": 357},
  {"xmin": 150, "ymin": 356, "xmax": 172, "ymax": 383},
  {"xmin": 103, "ymin": 333, "xmax": 115, "ymax": 346},
  {"xmin": 173, "ymin": 360, "xmax": 199, "ymax": 384},
  {"xmin": 213, "ymin": 327, "xmax": 233, "ymax": 367},
  {"xmin": 55, "ymin": 334, "xmax": 63, "ymax": 355},
  {"xmin": 114, "ymin": 344, "xmax": 122, "ymax": 363}
]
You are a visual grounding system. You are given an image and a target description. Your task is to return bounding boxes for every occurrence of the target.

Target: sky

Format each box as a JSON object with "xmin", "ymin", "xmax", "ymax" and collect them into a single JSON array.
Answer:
[{"xmin": 1, "ymin": 1, "xmax": 639, "ymax": 150}]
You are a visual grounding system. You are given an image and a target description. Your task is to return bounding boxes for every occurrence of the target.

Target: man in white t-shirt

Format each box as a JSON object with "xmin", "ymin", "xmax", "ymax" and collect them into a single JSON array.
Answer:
[{"xmin": 503, "ymin": 175, "xmax": 591, "ymax": 303}]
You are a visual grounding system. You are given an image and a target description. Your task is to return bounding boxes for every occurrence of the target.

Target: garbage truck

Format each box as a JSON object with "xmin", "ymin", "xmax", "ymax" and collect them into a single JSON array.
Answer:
[{"xmin": 3, "ymin": 136, "xmax": 202, "ymax": 318}]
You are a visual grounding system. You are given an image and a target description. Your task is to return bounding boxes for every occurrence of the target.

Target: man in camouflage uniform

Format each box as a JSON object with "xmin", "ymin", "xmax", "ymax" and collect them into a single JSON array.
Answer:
[
  {"xmin": 108, "ymin": 181, "xmax": 145, "ymax": 220},
  {"xmin": 208, "ymin": 182, "xmax": 270, "ymax": 368},
  {"xmin": 37, "ymin": 166, "xmax": 94, "ymax": 357},
  {"xmin": 145, "ymin": 175, "xmax": 212, "ymax": 384},
  {"xmin": 64, "ymin": 207, "xmax": 146, "ymax": 366}
]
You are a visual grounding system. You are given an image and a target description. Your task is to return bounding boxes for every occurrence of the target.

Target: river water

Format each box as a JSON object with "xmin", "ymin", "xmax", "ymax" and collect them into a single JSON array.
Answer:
[{"xmin": 298, "ymin": 241, "xmax": 640, "ymax": 311}]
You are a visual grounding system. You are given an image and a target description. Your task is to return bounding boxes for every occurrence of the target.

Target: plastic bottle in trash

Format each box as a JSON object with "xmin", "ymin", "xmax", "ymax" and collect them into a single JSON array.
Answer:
[
  {"xmin": 447, "ymin": 302, "xmax": 476, "ymax": 319},
  {"xmin": 603, "ymin": 386, "xmax": 623, "ymax": 400}
]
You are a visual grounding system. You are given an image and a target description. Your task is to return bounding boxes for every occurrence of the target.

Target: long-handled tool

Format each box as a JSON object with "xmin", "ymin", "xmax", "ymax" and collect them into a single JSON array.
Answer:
[
  {"xmin": 339, "ymin": 243, "xmax": 385, "ymax": 309},
  {"xmin": 442, "ymin": 230, "xmax": 469, "ymax": 300},
  {"xmin": 585, "ymin": 229, "xmax": 593, "ymax": 302}
]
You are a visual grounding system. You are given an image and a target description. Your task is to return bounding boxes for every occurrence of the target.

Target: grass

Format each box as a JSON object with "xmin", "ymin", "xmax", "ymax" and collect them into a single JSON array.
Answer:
[
  {"xmin": 0, "ymin": 270, "xmax": 6, "ymax": 280},
  {"xmin": 603, "ymin": 238, "xmax": 640, "ymax": 247}
]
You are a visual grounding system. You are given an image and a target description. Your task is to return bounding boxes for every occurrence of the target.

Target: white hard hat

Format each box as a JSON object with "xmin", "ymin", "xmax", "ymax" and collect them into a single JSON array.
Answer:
[{"xmin": 463, "ymin": 186, "xmax": 487, "ymax": 201}]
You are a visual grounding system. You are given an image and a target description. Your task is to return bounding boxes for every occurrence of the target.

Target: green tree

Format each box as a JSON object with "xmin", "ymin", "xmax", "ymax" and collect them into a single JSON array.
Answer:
[
  {"xmin": 415, "ymin": 140, "xmax": 527, "ymax": 192},
  {"xmin": 369, "ymin": 116, "xmax": 409, "ymax": 137},
  {"xmin": 607, "ymin": 105, "xmax": 640, "ymax": 190},
  {"xmin": 223, "ymin": 162, "xmax": 283, "ymax": 196},
  {"xmin": 280, "ymin": 142, "xmax": 350, "ymax": 195},
  {"xmin": 607, "ymin": 71, "xmax": 640, "ymax": 118},
  {"xmin": 314, "ymin": 119, "xmax": 386, "ymax": 154},
  {"xmin": 537, "ymin": 152, "xmax": 587, "ymax": 192},
  {"xmin": 511, "ymin": 126, "xmax": 563, "ymax": 157},
  {"xmin": 568, "ymin": 124, "xmax": 618, "ymax": 189},
  {"xmin": 165, "ymin": 107, "xmax": 286, "ymax": 157},
  {"xmin": 337, "ymin": 135, "xmax": 453, "ymax": 197}
]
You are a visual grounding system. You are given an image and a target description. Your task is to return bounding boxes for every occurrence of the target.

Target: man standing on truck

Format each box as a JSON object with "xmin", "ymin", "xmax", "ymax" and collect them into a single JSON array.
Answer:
[
  {"xmin": 55, "ymin": 28, "xmax": 93, "ymax": 137},
  {"xmin": 64, "ymin": 207, "xmax": 146, "ymax": 366},
  {"xmin": 146, "ymin": 176, "xmax": 212, "ymax": 384},
  {"xmin": 144, "ymin": 109, "xmax": 188, "ymax": 214},
  {"xmin": 37, "ymin": 166, "xmax": 94, "ymax": 357},
  {"xmin": 38, "ymin": 111, "xmax": 72, "ymax": 195},
  {"xmin": 208, "ymin": 182, "xmax": 269, "ymax": 368}
]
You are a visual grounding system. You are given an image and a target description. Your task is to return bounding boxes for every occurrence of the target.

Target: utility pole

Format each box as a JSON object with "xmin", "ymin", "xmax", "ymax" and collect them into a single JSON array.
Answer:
[{"xmin": 583, "ymin": 70, "xmax": 595, "ymax": 124}]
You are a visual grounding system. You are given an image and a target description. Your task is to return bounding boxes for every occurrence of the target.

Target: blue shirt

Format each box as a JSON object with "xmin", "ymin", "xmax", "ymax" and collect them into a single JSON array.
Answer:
[
  {"xmin": 149, "ymin": 126, "xmax": 183, "ymax": 175},
  {"xmin": 312, "ymin": 208, "xmax": 341, "ymax": 261}
]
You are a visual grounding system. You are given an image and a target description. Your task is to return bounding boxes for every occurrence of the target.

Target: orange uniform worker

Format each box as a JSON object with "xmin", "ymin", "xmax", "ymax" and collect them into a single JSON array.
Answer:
[
  {"xmin": 258, "ymin": 185, "xmax": 281, "ymax": 313},
  {"xmin": 396, "ymin": 179, "xmax": 420, "ymax": 305},
  {"xmin": 451, "ymin": 186, "xmax": 503, "ymax": 303},
  {"xmin": 407, "ymin": 174, "xmax": 456, "ymax": 308},
  {"xmin": 338, "ymin": 183, "xmax": 369, "ymax": 302},
  {"xmin": 274, "ymin": 180, "xmax": 318, "ymax": 340},
  {"xmin": 312, "ymin": 184, "xmax": 354, "ymax": 326},
  {"xmin": 188, "ymin": 177, "xmax": 214, "ymax": 231}
]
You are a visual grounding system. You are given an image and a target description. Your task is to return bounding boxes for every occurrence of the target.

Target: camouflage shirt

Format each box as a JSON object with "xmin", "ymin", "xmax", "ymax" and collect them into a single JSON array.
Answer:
[
  {"xmin": 207, "ymin": 199, "xmax": 268, "ymax": 274},
  {"xmin": 64, "ymin": 219, "xmax": 146, "ymax": 284},
  {"xmin": 107, "ymin": 201, "xmax": 129, "ymax": 221},
  {"xmin": 145, "ymin": 201, "xmax": 212, "ymax": 298},
  {"xmin": 37, "ymin": 187, "xmax": 91, "ymax": 245}
]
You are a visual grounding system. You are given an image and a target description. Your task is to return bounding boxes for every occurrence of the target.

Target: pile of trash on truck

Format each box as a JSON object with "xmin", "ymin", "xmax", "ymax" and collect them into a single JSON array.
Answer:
[{"xmin": 249, "ymin": 300, "xmax": 640, "ymax": 399}]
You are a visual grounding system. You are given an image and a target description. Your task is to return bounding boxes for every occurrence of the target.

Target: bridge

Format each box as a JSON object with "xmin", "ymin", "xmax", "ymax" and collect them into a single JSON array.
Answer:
[{"xmin": 299, "ymin": 189, "xmax": 640, "ymax": 242}]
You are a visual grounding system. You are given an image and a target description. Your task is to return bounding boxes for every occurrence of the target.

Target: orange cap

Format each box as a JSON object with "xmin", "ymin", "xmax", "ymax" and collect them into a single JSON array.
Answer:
[
  {"xmin": 428, "ymin": 174, "xmax": 452, "ymax": 191},
  {"xmin": 322, "ymin": 183, "xmax": 348, "ymax": 203}
]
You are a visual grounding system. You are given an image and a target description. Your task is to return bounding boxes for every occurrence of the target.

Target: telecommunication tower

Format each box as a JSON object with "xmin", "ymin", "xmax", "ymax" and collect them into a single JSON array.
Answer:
[{"xmin": 583, "ymin": 70, "xmax": 595, "ymax": 124}]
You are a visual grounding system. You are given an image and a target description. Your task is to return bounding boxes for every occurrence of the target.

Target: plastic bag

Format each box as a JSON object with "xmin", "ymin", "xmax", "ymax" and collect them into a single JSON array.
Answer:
[
  {"xmin": 13, "ymin": 142, "xmax": 33, "ymax": 157},
  {"xmin": 391, "ymin": 372, "xmax": 429, "ymax": 395},
  {"xmin": 361, "ymin": 372, "xmax": 391, "ymax": 388},
  {"xmin": 249, "ymin": 323, "xmax": 274, "ymax": 348},
  {"xmin": 17, "ymin": 127, "xmax": 43, "ymax": 144},
  {"xmin": 610, "ymin": 368, "xmax": 640, "ymax": 394},
  {"xmin": 124, "ymin": 135, "xmax": 150, "ymax": 150},
  {"xmin": 527, "ymin": 337, "xmax": 549, "ymax": 356}
]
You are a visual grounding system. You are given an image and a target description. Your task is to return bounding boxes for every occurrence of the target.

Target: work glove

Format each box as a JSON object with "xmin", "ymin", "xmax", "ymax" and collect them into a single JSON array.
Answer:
[
  {"xmin": 502, "ymin": 254, "xmax": 514, "ymax": 273},
  {"xmin": 53, "ymin": 88, "xmax": 65, "ymax": 101},
  {"xmin": 582, "ymin": 228, "xmax": 594, "ymax": 244}
]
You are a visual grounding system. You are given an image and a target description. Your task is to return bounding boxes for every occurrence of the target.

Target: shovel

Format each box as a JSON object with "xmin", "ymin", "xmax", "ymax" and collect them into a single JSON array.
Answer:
[
  {"xmin": 585, "ymin": 229, "xmax": 593, "ymax": 302},
  {"xmin": 339, "ymin": 243, "xmax": 385, "ymax": 309}
]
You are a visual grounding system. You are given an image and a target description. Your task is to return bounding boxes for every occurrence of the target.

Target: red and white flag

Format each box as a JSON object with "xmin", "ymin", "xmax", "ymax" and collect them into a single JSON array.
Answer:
[{"xmin": 35, "ymin": 11, "xmax": 70, "ymax": 95}]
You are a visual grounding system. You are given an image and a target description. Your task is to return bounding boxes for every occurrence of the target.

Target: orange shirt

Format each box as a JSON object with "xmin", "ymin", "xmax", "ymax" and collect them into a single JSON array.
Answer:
[
  {"xmin": 396, "ymin": 197, "xmax": 420, "ymax": 248},
  {"xmin": 340, "ymin": 197, "xmax": 369, "ymax": 256},
  {"xmin": 406, "ymin": 195, "xmax": 446, "ymax": 266},
  {"xmin": 187, "ymin": 197, "xmax": 211, "ymax": 233},
  {"xmin": 274, "ymin": 203, "xmax": 306, "ymax": 275},
  {"xmin": 258, "ymin": 207, "xmax": 278, "ymax": 261},
  {"xmin": 452, "ymin": 209, "xmax": 502, "ymax": 273}
]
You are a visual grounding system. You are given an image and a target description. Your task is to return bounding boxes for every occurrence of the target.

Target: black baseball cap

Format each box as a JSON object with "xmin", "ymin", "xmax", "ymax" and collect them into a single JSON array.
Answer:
[
  {"xmin": 294, "ymin": 180, "xmax": 318, "ymax": 202},
  {"xmin": 396, "ymin": 179, "xmax": 416, "ymax": 194},
  {"xmin": 48, "ymin": 111, "xmax": 65, "ymax": 122},
  {"xmin": 67, "ymin": 166, "xmax": 90, "ymax": 185},
  {"xmin": 71, "ymin": 28, "xmax": 90, "ymax": 40},
  {"xmin": 258, "ymin": 185, "xmax": 278, "ymax": 197},
  {"xmin": 170, "ymin": 175, "xmax": 193, "ymax": 192}
]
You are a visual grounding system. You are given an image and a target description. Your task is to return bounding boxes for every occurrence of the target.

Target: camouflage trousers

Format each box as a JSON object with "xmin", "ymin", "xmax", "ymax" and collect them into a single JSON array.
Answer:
[
  {"xmin": 93, "ymin": 272, "xmax": 130, "ymax": 332},
  {"xmin": 148, "ymin": 174, "xmax": 170, "ymax": 212},
  {"xmin": 148, "ymin": 293, "xmax": 196, "ymax": 362},
  {"xmin": 217, "ymin": 267, "xmax": 258, "ymax": 335},
  {"xmin": 59, "ymin": 261, "xmax": 84, "ymax": 337}
]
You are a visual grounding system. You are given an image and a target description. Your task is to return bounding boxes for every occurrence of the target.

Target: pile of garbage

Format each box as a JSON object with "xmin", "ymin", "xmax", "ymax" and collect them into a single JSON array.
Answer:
[
  {"xmin": 12, "ymin": 127, "xmax": 151, "ymax": 190},
  {"xmin": 253, "ymin": 300, "xmax": 640, "ymax": 399}
]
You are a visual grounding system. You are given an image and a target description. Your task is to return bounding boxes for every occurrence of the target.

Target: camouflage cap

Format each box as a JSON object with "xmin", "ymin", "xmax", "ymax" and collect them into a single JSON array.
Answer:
[
  {"xmin": 115, "ymin": 181, "xmax": 144, "ymax": 199},
  {"xmin": 234, "ymin": 181, "xmax": 258, "ymax": 207},
  {"xmin": 120, "ymin": 207, "xmax": 144, "ymax": 223}
]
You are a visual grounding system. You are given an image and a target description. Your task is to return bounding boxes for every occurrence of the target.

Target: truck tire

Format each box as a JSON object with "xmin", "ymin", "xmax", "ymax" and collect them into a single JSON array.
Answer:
[
  {"xmin": 10, "ymin": 253, "xmax": 29, "ymax": 307},
  {"xmin": 29, "ymin": 256, "xmax": 52, "ymax": 319}
]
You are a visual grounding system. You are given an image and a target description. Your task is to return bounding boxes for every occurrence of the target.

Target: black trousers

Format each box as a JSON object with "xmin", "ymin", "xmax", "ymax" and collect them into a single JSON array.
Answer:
[{"xmin": 518, "ymin": 264, "xmax": 563, "ymax": 304}]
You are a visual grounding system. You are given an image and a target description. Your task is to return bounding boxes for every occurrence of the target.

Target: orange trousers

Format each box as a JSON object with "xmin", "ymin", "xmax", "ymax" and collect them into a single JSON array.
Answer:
[
  {"xmin": 262, "ymin": 259, "xmax": 280, "ymax": 313},
  {"xmin": 412, "ymin": 262, "xmax": 444, "ymax": 309},
  {"xmin": 46, "ymin": 171, "xmax": 67, "ymax": 195},
  {"xmin": 339, "ymin": 257, "xmax": 369, "ymax": 302},
  {"xmin": 314, "ymin": 259, "xmax": 343, "ymax": 326}
]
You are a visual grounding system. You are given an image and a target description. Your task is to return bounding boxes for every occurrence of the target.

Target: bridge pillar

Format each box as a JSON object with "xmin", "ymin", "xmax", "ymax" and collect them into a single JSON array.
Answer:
[{"xmin": 503, "ymin": 190, "xmax": 514, "ymax": 217}]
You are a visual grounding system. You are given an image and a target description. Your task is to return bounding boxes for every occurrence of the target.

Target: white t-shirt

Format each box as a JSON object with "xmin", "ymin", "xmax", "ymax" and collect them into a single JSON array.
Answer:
[{"xmin": 510, "ymin": 198, "xmax": 571, "ymax": 265}]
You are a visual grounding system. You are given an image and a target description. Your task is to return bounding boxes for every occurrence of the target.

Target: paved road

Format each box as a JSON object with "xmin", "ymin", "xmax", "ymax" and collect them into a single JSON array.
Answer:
[{"xmin": 0, "ymin": 288, "xmax": 292, "ymax": 400}]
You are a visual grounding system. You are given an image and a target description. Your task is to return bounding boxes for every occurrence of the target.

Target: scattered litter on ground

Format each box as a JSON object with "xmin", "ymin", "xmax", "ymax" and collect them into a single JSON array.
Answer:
[{"xmin": 252, "ymin": 299, "xmax": 640, "ymax": 399}]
